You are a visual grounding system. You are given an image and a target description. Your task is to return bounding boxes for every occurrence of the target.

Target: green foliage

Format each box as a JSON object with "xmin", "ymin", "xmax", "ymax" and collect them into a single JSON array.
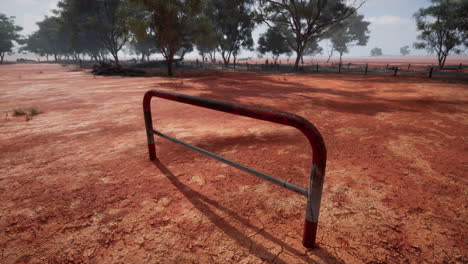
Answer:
[
  {"xmin": 193, "ymin": 15, "xmax": 218, "ymax": 62},
  {"xmin": 413, "ymin": 0, "xmax": 467, "ymax": 69},
  {"xmin": 206, "ymin": 0, "xmax": 256, "ymax": 66},
  {"xmin": 12, "ymin": 108, "xmax": 41, "ymax": 121},
  {"xmin": 257, "ymin": 24, "xmax": 292, "ymax": 63},
  {"xmin": 258, "ymin": 0, "xmax": 360, "ymax": 71},
  {"xmin": 29, "ymin": 108, "xmax": 41, "ymax": 116},
  {"xmin": 0, "ymin": 13, "xmax": 23, "ymax": 63},
  {"xmin": 13, "ymin": 109, "xmax": 26, "ymax": 116},
  {"xmin": 130, "ymin": 0, "xmax": 204, "ymax": 76},
  {"xmin": 400, "ymin": 45, "xmax": 410, "ymax": 56},
  {"xmin": 330, "ymin": 13, "xmax": 370, "ymax": 63},
  {"xmin": 370, "ymin": 47, "xmax": 383, "ymax": 56}
]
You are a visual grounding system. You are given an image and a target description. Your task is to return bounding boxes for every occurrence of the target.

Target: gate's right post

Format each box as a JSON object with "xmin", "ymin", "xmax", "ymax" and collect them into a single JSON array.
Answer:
[
  {"xmin": 303, "ymin": 164, "xmax": 325, "ymax": 249},
  {"xmin": 143, "ymin": 93, "xmax": 156, "ymax": 160}
]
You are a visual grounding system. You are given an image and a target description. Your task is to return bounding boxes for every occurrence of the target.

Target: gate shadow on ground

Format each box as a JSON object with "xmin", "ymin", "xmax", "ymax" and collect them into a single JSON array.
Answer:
[{"xmin": 153, "ymin": 159, "xmax": 343, "ymax": 263}]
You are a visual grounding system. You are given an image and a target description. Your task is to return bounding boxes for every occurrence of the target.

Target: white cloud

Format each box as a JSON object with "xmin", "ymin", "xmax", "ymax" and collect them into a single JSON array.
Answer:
[{"xmin": 367, "ymin": 15, "xmax": 411, "ymax": 25}]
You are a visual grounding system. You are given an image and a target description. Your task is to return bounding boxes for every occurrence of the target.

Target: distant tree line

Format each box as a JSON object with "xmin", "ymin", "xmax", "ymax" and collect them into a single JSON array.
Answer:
[{"xmin": 1, "ymin": 0, "xmax": 466, "ymax": 73}]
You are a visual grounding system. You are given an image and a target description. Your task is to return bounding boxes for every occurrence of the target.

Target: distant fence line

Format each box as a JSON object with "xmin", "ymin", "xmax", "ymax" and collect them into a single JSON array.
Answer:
[
  {"xmin": 6, "ymin": 58, "xmax": 468, "ymax": 79},
  {"xmin": 180, "ymin": 60, "xmax": 468, "ymax": 79}
]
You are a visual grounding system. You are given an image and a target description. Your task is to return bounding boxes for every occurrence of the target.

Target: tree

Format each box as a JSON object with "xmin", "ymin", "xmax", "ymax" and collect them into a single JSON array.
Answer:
[
  {"xmin": 22, "ymin": 16, "xmax": 67, "ymax": 62},
  {"xmin": 257, "ymin": 24, "xmax": 292, "ymax": 64},
  {"xmin": 0, "ymin": 13, "xmax": 23, "ymax": 63},
  {"xmin": 413, "ymin": 0, "xmax": 467, "ymax": 69},
  {"xmin": 193, "ymin": 16, "xmax": 218, "ymax": 62},
  {"xmin": 56, "ymin": 0, "xmax": 108, "ymax": 63},
  {"xmin": 207, "ymin": 0, "xmax": 255, "ymax": 66},
  {"xmin": 400, "ymin": 45, "xmax": 410, "ymax": 56},
  {"xmin": 329, "ymin": 13, "xmax": 370, "ymax": 64},
  {"xmin": 370, "ymin": 47, "xmax": 382, "ymax": 56},
  {"xmin": 130, "ymin": 0, "xmax": 203, "ymax": 76},
  {"xmin": 90, "ymin": 0, "xmax": 132, "ymax": 65},
  {"xmin": 257, "ymin": 0, "xmax": 363, "ymax": 71}
]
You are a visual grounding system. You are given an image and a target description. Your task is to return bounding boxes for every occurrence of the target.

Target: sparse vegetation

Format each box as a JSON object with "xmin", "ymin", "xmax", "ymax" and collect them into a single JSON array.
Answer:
[
  {"xmin": 13, "ymin": 108, "xmax": 26, "ymax": 116},
  {"xmin": 12, "ymin": 107, "xmax": 42, "ymax": 120}
]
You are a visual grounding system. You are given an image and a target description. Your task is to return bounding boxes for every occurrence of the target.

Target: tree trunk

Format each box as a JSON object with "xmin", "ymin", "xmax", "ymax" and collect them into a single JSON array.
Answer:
[
  {"xmin": 327, "ymin": 48, "xmax": 334, "ymax": 63},
  {"xmin": 339, "ymin": 52, "xmax": 344, "ymax": 65},
  {"xmin": 0, "ymin": 53, "xmax": 4, "ymax": 63},
  {"xmin": 112, "ymin": 52, "xmax": 119, "ymax": 65},
  {"xmin": 167, "ymin": 57, "xmax": 173, "ymax": 76},
  {"xmin": 140, "ymin": 53, "xmax": 145, "ymax": 62}
]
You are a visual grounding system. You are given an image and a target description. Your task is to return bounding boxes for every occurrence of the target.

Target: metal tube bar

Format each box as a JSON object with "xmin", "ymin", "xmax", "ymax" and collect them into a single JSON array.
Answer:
[
  {"xmin": 143, "ymin": 89, "xmax": 327, "ymax": 249},
  {"xmin": 152, "ymin": 129, "xmax": 308, "ymax": 197}
]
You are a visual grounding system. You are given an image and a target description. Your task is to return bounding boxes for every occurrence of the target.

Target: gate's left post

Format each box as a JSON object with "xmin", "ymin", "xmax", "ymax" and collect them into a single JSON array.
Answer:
[{"xmin": 143, "ymin": 92, "xmax": 156, "ymax": 160}]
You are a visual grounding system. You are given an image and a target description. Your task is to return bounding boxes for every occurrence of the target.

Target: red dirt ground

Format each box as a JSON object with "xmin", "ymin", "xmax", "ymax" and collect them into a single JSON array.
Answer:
[{"xmin": 1, "ymin": 64, "xmax": 467, "ymax": 263}]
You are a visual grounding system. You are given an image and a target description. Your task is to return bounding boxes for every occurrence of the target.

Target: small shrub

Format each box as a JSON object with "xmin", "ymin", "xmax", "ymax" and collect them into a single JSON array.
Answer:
[
  {"xmin": 29, "ymin": 108, "xmax": 40, "ymax": 116},
  {"xmin": 12, "ymin": 107, "xmax": 42, "ymax": 121},
  {"xmin": 13, "ymin": 109, "xmax": 26, "ymax": 116}
]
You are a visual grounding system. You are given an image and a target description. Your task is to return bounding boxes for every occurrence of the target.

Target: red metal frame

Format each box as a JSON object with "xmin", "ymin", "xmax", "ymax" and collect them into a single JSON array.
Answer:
[{"xmin": 143, "ymin": 89, "xmax": 327, "ymax": 249}]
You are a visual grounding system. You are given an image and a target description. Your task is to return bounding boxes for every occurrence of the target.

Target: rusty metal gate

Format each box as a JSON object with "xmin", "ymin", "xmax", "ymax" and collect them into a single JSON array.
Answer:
[{"xmin": 143, "ymin": 89, "xmax": 327, "ymax": 249}]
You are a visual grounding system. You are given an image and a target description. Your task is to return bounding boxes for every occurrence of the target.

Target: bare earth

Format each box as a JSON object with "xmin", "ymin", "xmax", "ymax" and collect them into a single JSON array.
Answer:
[{"xmin": 0, "ymin": 64, "xmax": 467, "ymax": 263}]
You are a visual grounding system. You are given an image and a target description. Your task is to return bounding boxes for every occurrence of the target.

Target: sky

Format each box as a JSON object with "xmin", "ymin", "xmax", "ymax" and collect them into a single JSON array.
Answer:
[{"xmin": 0, "ymin": 0, "xmax": 436, "ymax": 59}]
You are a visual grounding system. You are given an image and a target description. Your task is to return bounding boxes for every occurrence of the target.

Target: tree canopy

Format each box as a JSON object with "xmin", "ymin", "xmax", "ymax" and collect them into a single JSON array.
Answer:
[
  {"xmin": 257, "ymin": 0, "xmax": 363, "ymax": 71},
  {"xmin": 370, "ymin": 47, "xmax": 382, "ymax": 56},
  {"xmin": 0, "ymin": 13, "xmax": 23, "ymax": 63},
  {"xmin": 329, "ymin": 13, "xmax": 370, "ymax": 64},
  {"xmin": 257, "ymin": 24, "xmax": 292, "ymax": 64},
  {"xmin": 206, "ymin": 0, "xmax": 256, "ymax": 66},
  {"xmin": 400, "ymin": 45, "xmax": 410, "ymax": 56},
  {"xmin": 413, "ymin": 0, "xmax": 467, "ymax": 69}
]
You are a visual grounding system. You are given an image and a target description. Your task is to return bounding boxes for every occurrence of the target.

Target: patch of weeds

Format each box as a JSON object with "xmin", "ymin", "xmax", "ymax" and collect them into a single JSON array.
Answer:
[
  {"xmin": 29, "ymin": 108, "xmax": 41, "ymax": 116},
  {"xmin": 13, "ymin": 109, "xmax": 26, "ymax": 116},
  {"xmin": 12, "ymin": 107, "xmax": 42, "ymax": 121}
]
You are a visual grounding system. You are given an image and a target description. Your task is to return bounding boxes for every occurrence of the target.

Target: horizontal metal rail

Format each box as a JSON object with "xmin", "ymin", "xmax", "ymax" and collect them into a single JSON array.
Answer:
[
  {"xmin": 152, "ymin": 129, "xmax": 308, "ymax": 196},
  {"xmin": 143, "ymin": 89, "xmax": 327, "ymax": 249}
]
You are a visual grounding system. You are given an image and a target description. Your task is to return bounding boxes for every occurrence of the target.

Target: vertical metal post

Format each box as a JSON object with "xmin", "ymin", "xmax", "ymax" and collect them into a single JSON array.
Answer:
[
  {"xmin": 143, "ymin": 94, "xmax": 156, "ymax": 160},
  {"xmin": 303, "ymin": 164, "xmax": 325, "ymax": 248}
]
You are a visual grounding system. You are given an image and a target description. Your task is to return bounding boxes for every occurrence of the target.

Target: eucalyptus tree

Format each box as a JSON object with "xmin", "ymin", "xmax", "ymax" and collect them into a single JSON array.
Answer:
[
  {"xmin": 207, "ymin": 0, "xmax": 256, "ymax": 66},
  {"xmin": 130, "ymin": 0, "xmax": 203, "ymax": 76},
  {"xmin": 329, "ymin": 13, "xmax": 369, "ymax": 64},
  {"xmin": 400, "ymin": 45, "xmax": 410, "ymax": 56},
  {"xmin": 257, "ymin": 0, "xmax": 363, "ymax": 71},
  {"xmin": 193, "ymin": 16, "xmax": 218, "ymax": 62},
  {"xmin": 413, "ymin": 0, "xmax": 467, "ymax": 69},
  {"xmin": 370, "ymin": 47, "xmax": 382, "ymax": 56},
  {"xmin": 257, "ymin": 24, "xmax": 292, "ymax": 64},
  {"xmin": 0, "ymin": 13, "xmax": 23, "ymax": 63}
]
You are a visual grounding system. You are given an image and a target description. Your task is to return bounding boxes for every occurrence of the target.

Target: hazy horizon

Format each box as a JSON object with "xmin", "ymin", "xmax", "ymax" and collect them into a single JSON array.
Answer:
[{"xmin": 1, "ymin": 0, "xmax": 467, "ymax": 61}]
